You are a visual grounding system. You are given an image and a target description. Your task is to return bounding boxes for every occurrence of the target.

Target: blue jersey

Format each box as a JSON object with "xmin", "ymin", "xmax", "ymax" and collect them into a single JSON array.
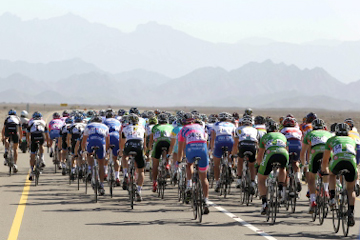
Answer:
[
  {"xmin": 84, "ymin": 122, "xmax": 109, "ymax": 142},
  {"xmin": 103, "ymin": 118, "xmax": 121, "ymax": 133}
]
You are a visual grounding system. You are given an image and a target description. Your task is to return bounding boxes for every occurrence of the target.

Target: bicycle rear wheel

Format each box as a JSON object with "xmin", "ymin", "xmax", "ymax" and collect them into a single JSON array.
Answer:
[
  {"xmin": 197, "ymin": 181, "xmax": 203, "ymax": 223},
  {"xmin": 332, "ymin": 193, "xmax": 340, "ymax": 233},
  {"xmin": 318, "ymin": 184, "xmax": 326, "ymax": 225},
  {"xmin": 130, "ymin": 172, "xmax": 134, "ymax": 209},
  {"xmin": 192, "ymin": 182, "xmax": 198, "ymax": 220},
  {"xmin": 94, "ymin": 166, "xmax": 98, "ymax": 203},
  {"xmin": 290, "ymin": 178, "xmax": 296, "ymax": 213},
  {"xmin": 341, "ymin": 190, "xmax": 349, "ymax": 237}
]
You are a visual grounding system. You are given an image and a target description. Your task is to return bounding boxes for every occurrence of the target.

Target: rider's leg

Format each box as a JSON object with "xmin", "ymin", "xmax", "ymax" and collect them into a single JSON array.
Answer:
[
  {"xmin": 213, "ymin": 156, "xmax": 221, "ymax": 181},
  {"xmin": 13, "ymin": 143, "xmax": 19, "ymax": 164},
  {"xmin": 152, "ymin": 157, "xmax": 159, "ymax": 182},
  {"xmin": 199, "ymin": 171, "xmax": 209, "ymax": 199}
]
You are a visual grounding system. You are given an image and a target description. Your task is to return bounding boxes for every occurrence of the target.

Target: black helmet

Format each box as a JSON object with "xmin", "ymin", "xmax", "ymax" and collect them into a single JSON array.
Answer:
[
  {"xmin": 306, "ymin": 112, "xmax": 317, "ymax": 123},
  {"xmin": 344, "ymin": 118, "xmax": 354, "ymax": 130},
  {"xmin": 129, "ymin": 113, "xmax": 139, "ymax": 125},
  {"xmin": 254, "ymin": 116, "xmax": 265, "ymax": 125},
  {"xmin": 118, "ymin": 109, "xmax": 126, "ymax": 116},
  {"xmin": 219, "ymin": 112, "xmax": 231, "ymax": 121},
  {"xmin": 266, "ymin": 120, "xmax": 279, "ymax": 132},
  {"xmin": 158, "ymin": 113, "xmax": 169, "ymax": 124},
  {"xmin": 86, "ymin": 110, "xmax": 95, "ymax": 118},
  {"xmin": 191, "ymin": 110, "xmax": 199, "ymax": 117},
  {"xmin": 183, "ymin": 112, "xmax": 194, "ymax": 124},
  {"xmin": 129, "ymin": 107, "xmax": 139, "ymax": 115},
  {"xmin": 53, "ymin": 112, "xmax": 61, "ymax": 119},
  {"xmin": 232, "ymin": 112, "xmax": 239, "ymax": 120},
  {"xmin": 169, "ymin": 115, "xmax": 176, "ymax": 124},
  {"xmin": 141, "ymin": 111, "xmax": 149, "ymax": 119},
  {"xmin": 335, "ymin": 123, "xmax": 350, "ymax": 136},
  {"xmin": 312, "ymin": 119, "xmax": 325, "ymax": 130},
  {"xmin": 106, "ymin": 109, "xmax": 115, "ymax": 118},
  {"xmin": 62, "ymin": 110, "xmax": 69, "ymax": 117},
  {"xmin": 147, "ymin": 111, "xmax": 155, "ymax": 118},
  {"xmin": 91, "ymin": 116, "xmax": 103, "ymax": 123},
  {"xmin": 330, "ymin": 123, "xmax": 338, "ymax": 132}
]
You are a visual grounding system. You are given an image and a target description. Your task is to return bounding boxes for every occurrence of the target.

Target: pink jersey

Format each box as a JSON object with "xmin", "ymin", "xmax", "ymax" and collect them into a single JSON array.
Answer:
[
  {"xmin": 49, "ymin": 119, "xmax": 64, "ymax": 131},
  {"xmin": 281, "ymin": 127, "xmax": 302, "ymax": 141},
  {"xmin": 178, "ymin": 123, "xmax": 207, "ymax": 144}
]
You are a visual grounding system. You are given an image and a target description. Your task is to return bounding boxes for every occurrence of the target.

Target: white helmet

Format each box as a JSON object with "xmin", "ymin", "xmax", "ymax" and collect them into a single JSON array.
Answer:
[{"xmin": 21, "ymin": 110, "xmax": 28, "ymax": 118}]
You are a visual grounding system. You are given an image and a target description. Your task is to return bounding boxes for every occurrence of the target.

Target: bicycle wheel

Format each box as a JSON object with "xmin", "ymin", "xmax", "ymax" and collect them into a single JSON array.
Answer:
[
  {"xmin": 197, "ymin": 181, "xmax": 203, "ymax": 223},
  {"xmin": 85, "ymin": 165, "xmax": 88, "ymax": 194},
  {"xmin": 269, "ymin": 185, "xmax": 275, "ymax": 223},
  {"xmin": 272, "ymin": 183, "xmax": 278, "ymax": 224},
  {"xmin": 77, "ymin": 167, "xmax": 80, "ymax": 190},
  {"xmin": 240, "ymin": 180, "xmax": 246, "ymax": 205},
  {"xmin": 318, "ymin": 183, "xmax": 325, "ymax": 225},
  {"xmin": 35, "ymin": 169, "xmax": 39, "ymax": 186},
  {"xmin": 341, "ymin": 189, "xmax": 349, "ymax": 237},
  {"xmin": 161, "ymin": 178, "xmax": 165, "ymax": 199},
  {"xmin": 94, "ymin": 166, "xmax": 98, "ymax": 203},
  {"xmin": 192, "ymin": 182, "xmax": 198, "ymax": 220},
  {"xmin": 332, "ymin": 194, "xmax": 340, "ymax": 233},
  {"xmin": 291, "ymin": 178, "xmax": 296, "ymax": 213},
  {"xmin": 246, "ymin": 175, "xmax": 251, "ymax": 206}
]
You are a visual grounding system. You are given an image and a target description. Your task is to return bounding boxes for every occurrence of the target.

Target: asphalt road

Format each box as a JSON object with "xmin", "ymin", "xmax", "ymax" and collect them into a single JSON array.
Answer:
[{"xmin": 1, "ymin": 148, "xmax": 360, "ymax": 240}]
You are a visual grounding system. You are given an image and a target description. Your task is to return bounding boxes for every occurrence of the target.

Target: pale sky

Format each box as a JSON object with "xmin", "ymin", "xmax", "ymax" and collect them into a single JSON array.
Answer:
[{"xmin": 1, "ymin": 0, "xmax": 360, "ymax": 43}]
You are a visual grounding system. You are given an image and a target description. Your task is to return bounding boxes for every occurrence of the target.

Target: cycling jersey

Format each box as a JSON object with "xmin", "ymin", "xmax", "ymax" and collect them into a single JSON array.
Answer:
[
  {"xmin": 212, "ymin": 121, "xmax": 235, "ymax": 158},
  {"xmin": 151, "ymin": 124, "xmax": 173, "ymax": 159},
  {"xmin": 171, "ymin": 125, "xmax": 183, "ymax": 154},
  {"xmin": 254, "ymin": 124, "xmax": 267, "ymax": 139},
  {"xmin": 281, "ymin": 127, "xmax": 302, "ymax": 161},
  {"xmin": 84, "ymin": 122, "xmax": 109, "ymax": 159},
  {"xmin": 60, "ymin": 124, "xmax": 71, "ymax": 150},
  {"xmin": 205, "ymin": 123, "xmax": 214, "ymax": 142},
  {"xmin": 348, "ymin": 129, "xmax": 360, "ymax": 164},
  {"xmin": 326, "ymin": 136, "xmax": 357, "ymax": 182},
  {"xmin": 4, "ymin": 115, "xmax": 21, "ymax": 143},
  {"xmin": 303, "ymin": 130, "xmax": 333, "ymax": 173},
  {"xmin": 69, "ymin": 122, "xmax": 86, "ymax": 153},
  {"xmin": 258, "ymin": 132, "xmax": 289, "ymax": 175},
  {"xmin": 27, "ymin": 119, "xmax": 48, "ymax": 153},
  {"xmin": 20, "ymin": 117, "xmax": 29, "ymax": 129},
  {"xmin": 235, "ymin": 126, "xmax": 259, "ymax": 162},
  {"xmin": 178, "ymin": 123, "xmax": 208, "ymax": 172},
  {"xmin": 301, "ymin": 123, "xmax": 313, "ymax": 136},
  {"xmin": 49, "ymin": 119, "xmax": 64, "ymax": 139},
  {"xmin": 122, "ymin": 124, "xmax": 146, "ymax": 141},
  {"xmin": 103, "ymin": 118, "xmax": 121, "ymax": 156},
  {"xmin": 122, "ymin": 124, "xmax": 146, "ymax": 168},
  {"xmin": 146, "ymin": 124, "xmax": 155, "ymax": 137}
]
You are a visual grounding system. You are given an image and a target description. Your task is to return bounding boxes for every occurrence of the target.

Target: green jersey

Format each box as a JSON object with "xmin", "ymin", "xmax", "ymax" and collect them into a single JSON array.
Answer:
[
  {"xmin": 151, "ymin": 124, "xmax": 173, "ymax": 143},
  {"xmin": 259, "ymin": 132, "xmax": 287, "ymax": 150},
  {"xmin": 303, "ymin": 130, "xmax": 333, "ymax": 146},
  {"xmin": 325, "ymin": 136, "xmax": 356, "ymax": 160}
]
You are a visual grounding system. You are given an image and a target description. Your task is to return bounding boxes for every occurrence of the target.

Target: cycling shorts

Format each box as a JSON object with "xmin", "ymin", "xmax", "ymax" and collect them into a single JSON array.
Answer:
[
  {"xmin": 30, "ymin": 133, "xmax": 45, "ymax": 154},
  {"xmin": 213, "ymin": 135, "xmax": 234, "ymax": 158},
  {"xmin": 238, "ymin": 140, "xmax": 256, "ymax": 163},
  {"xmin": 5, "ymin": 132, "xmax": 19, "ymax": 144},
  {"xmin": 124, "ymin": 139, "xmax": 145, "ymax": 169},
  {"xmin": 49, "ymin": 129, "xmax": 61, "ymax": 140},
  {"xmin": 110, "ymin": 133, "xmax": 120, "ymax": 156},
  {"xmin": 86, "ymin": 138, "xmax": 106, "ymax": 160},
  {"xmin": 185, "ymin": 142, "xmax": 209, "ymax": 172},
  {"xmin": 258, "ymin": 147, "xmax": 289, "ymax": 175},
  {"xmin": 330, "ymin": 156, "xmax": 358, "ymax": 182},
  {"xmin": 357, "ymin": 144, "xmax": 360, "ymax": 165},
  {"xmin": 62, "ymin": 135, "xmax": 68, "ymax": 150},
  {"xmin": 287, "ymin": 139, "xmax": 301, "ymax": 162},
  {"xmin": 308, "ymin": 144, "xmax": 331, "ymax": 173},
  {"xmin": 151, "ymin": 140, "xmax": 170, "ymax": 159}
]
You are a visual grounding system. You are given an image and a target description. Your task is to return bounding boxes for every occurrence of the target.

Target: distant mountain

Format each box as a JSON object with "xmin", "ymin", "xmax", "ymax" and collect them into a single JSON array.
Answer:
[
  {"xmin": 0, "ymin": 58, "xmax": 103, "ymax": 81},
  {"xmin": 1, "ymin": 13, "xmax": 360, "ymax": 82}
]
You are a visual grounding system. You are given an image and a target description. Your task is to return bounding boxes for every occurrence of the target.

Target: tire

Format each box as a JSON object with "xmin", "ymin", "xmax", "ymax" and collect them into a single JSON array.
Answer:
[
  {"xmin": 160, "ymin": 179, "xmax": 165, "ymax": 199},
  {"xmin": 192, "ymin": 182, "xmax": 197, "ymax": 220},
  {"xmin": 318, "ymin": 184, "xmax": 325, "ymax": 225},
  {"xmin": 291, "ymin": 178, "xmax": 296, "ymax": 213},
  {"xmin": 94, "ymin": 166, "xmax": 98, "ymax": 203},
  {"xmin": 77, "ymin": 167, "xmax": 80, "ymax": 191},
  {"xmin": 341, "ymin": 190, "xmax": 349, "ymax": 237},
  {"xmin": 130, "ymin": 174, "xmax": 134, "ymax": 209},
  {"xmin": 197, "ymin": 181, "xmax": 203, "ymax": 223},
  {"xmin": 332, "ymin": 194, "xmax": 340, "ymax": 233}
]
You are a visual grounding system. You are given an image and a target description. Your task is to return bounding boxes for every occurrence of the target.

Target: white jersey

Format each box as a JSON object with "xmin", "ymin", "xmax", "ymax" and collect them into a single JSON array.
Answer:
[
  {"xmin": 5, "ymin": 115, "xmax": 20, "ymax": 125},
  {"xmin": 122, "ymin": 124, "xmax": 146, "ymax": 141},
  {"xmin": 235, "ymin": 126, "xmax": 259, "ymax": 142},
  {"xmin": 28, "ymin": 119, "xmax": 47, "ymax": 134},
  {"xmin": 212, "ymin": 122, "xmax": 236, "ymax": 137},
  {"xmin": 146, "ymin": 124, "xmax": 154, "ymax": 136}
]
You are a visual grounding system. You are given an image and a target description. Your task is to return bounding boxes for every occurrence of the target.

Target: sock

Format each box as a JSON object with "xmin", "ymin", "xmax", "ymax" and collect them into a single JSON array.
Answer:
[
  {"xmin": 349, "ymin": 205, "xmax": 354, "ymax": 213},
  {"xmin": 123, "ymin": 168, "xmax": 128, "ymax": 176},
  {"xmin": 296, "ymin": 172, "xmax": 301, "ymax": 182},
  {"xmin": 137, "ymin": 185, "xmax": 142, "ymax": 193},
  {"xmin": 204, "ymin": 197, "xmax": 208, "ymax": 203},
  {"xmin": 187, "ymin": 180, "xmax": 192, "ymax": 188},
  {"xmin": 104, "ymin": 165, "xmax": 108, "ymax": 174},
  {"xmin": 310, "ymin": 193, "xmax": 316, "ymax": 203},
  {"xmin": 261, "ymin": 196, "xmax": 267, "ymax": 205},
  {"xmin": 115, "ymin": 171, "xmax": 119, "ymax": 179},
  {"xmin": 5, "ymin": 148, "xmax": 8, "ymax": 153},
  {"xmin": 324, "ymin": 182, "xmax": 329, "ymax": 192},
  {"xmin": 357, "ymin": 179, "xmax": 359, "ymax": 185}
]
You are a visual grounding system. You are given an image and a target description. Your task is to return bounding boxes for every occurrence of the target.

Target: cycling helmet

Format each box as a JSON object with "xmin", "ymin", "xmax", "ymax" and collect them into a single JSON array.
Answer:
[
  {"xmin": 21, "ymin": 110, "xmax": 28, "ymax": 118},
  {"xmin": 191, "ymin": 110, "xmax": 199, "ymax": 116},
  {"xmin": 106, "ymin": 109, "xmax": 115, "ymax": 118},
  {"xmin": 286, "ymin": 114, "xmax": 294, "ymax": 118},
  {"xmin": 53, "ymin": 112, "xmax": 60, "ymax": 119},
  {"xmin": 265, "ymin": 116, "xmax": 273, "ymax": 123},
  {"xmin": 129, "ymin": 107, "xmax": 139, "ymax": 115},
  {"xmin": 8, "ymin": 109, "xmax": 16, "ymax": 115},
  {"xmin": 279, "ymin": 116, "xmax": 284, "ymax": 124},
  {"xmin": 266, "ymin": 120, "xmax": 279, "ymax": 132},
  {"xmin": 244, "ymin": 108, "xmax": 253, "ymax": 116},
  {"xmin": 148, "ymin": 117, "xmax": 158, "ymax": 125},
  {"xmin": 91, "ymin": 115, "xmax": 103, "ymax": 123},
  {"xmin": 344, "ymin": 118, "xmax": 354, "ymax": 130},
  {"xmin": 147, "ymin": 111, "xmax": 155, "ymax": 118},
  {"xmin": 62, "ymin": 110, "xmax": 69, "ymax": 117},
  {"xmin": 169, "ymin": 115, "xmax": 176, "ymax": 124},
  {"xmin": 330, "ymin": 123, "xmax": 338, "ymax": 133},
  {"xmin": 232, "ymin": 112, "xmax": 240, "ymax": 120},
  {"xmin": 32, "ymin": 111, "xmax": 42, "ymax": 120},
  {"xmin": 141, "ymin": 111, "xmax": 149, "ymax": 119},
  {"xmin": 176, "ymin": 110, "xmax": 185, "ymax": 118},
  {"xmin": 312, "ymin": 118, "xmax": 325, "ymax": 130},
  {"xmin": 154, "ymin": 109, "xmax": 161, "ymax": 116},
  {"xmin": 283, "ymin": 117, "xmax": 296, "ymax": 127},
  {"xmin": 65, "ymin": 117, "xmax": 73, "ymax": 124},
  {"xmin": 118, "ymin": 109, "xmax": 126, "ymax": 116},
  {"xmin": 121, "ymin": 115, "xmax": 129, "ymax": 124},
  {"xmin": 242, "ymin": 118, "xmax": 252, "ymax": 126},
  {"xmin": 219, "ymin": 112, "xmax": 231, "ymax": 122},
  {"xmin": 208, "ymin": 116, "xmax": 218, "ymax": 124},
  {"xmin": 306, "ymin": 112, "xmax": 317, "ymax": 123},
  {"xmin": 183, "ymin": 112, "xmax": 194, "ymax": 125},
  {"xmin": 200, "ymin": 114, "xmax": 208, "ymax": 123},
  {"xmin": 335, "ymin": 123, "xmax": 350, "ymax": 136},
  {"xmin": 86, "ymin": 110, "xmax": 95, "ymax": 118},
  {"xmin": 254, "ymin": 116, "xmax": 265, "ymax": 125},
  {"xmin": 99, "ymin": 109, "xmax": 106, "ymax": 116},
  {"xmin": 74, "ymin": 114, "xmax": 83, "ymax": 123},
  {"xmin": 129, "ymin": 114, "xmax": 139, "ymax": 125},
  {"xmin": 158, "ymin": 113, "xmax": 169, "ymax": 124}
]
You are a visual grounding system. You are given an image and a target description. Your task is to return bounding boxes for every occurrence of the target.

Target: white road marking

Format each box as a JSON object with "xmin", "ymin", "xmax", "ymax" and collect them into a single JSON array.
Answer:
[{"xmin": 208, "ymin": 201, "xmax": 278, "ymax": 240}]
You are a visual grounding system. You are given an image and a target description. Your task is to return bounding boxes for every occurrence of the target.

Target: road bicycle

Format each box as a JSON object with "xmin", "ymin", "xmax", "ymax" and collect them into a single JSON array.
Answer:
[
  {"xmin": 219, "ymin": 146, "xmax": 232, "ymax": 198},
  {"xmin": 266, "ymin": 162, "xmax": 281, "ymax": 224},
  {"xmin": 157, "ymin": 147, "xmax": 168, "ymax": 199},
  {"xmin": 191, "ymin": 157, "xmax": 205, "ymax": 223},
  {"xmin": 128, "ymin": 151, "xmax": 137, "ymax": 209}
]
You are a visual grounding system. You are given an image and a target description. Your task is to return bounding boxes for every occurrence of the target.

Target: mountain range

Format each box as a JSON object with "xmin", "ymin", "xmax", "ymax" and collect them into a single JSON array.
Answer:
[
  {"xmin": 1, "ymin": 12, "xmax": 360, "ymax": 83},
  {"xmin": 0, "ymin": 58, "xmax": 359, "ymax": 110}
]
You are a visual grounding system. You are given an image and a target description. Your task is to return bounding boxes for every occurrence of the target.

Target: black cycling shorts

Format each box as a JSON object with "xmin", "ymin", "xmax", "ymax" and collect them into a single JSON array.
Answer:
[
  {"xmin": 124, "ymin": 139, "xmax": 145, "ymax": 169},
  {"xmin": 30, "ymin": 133, "xmax": 45, "ymax": 153},
  {"xmin": 238, "ymin": 140, "xmax": 256, "ymax": 163},
  {"xmin": 262, "ymin": 153, "xmax": 287, "ymax": 176},
  {"xmin": 331, "ymin": 161, "xmax": 357, "ymax": 182},
  {"xmin": 152, "ymin": 140, "xmax": 170, "ymax": 159}
]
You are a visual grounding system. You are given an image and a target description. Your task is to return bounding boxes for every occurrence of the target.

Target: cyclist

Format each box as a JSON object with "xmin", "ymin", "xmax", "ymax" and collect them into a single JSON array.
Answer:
[
  {"xmin": 99, "ymin": 109, "xmax": 106, "ymax": 122},
  {"xmin": 168, "ymin": 115, "xmax": 184, "ymax": 182},
  {"xmin": 2, "ymin": 109, "xmax": 22, "ymax": 172},
  {"xmin": 117, "ymin": 109, "xmax": 126, "ymax": 121},
  {"xmin": 149, "ymin": 113, "xmax": 173, "ymax": 192},
  {"xmin": 254, "ymin": 115, "xmax": 267, "ymax": 139},
  {"xmin": 20, "ymin": 110, "xmax": 29, "ymax": 129},
  {"xmin": 68, "ymin": 114, "xmax": 86, "ymax": 180},
  {"xmin": 48, "ymin": 112, "xmax": 64, "ymax": 158},
  {"xmin": 233, "ymin": 117, "xmax": 259, "ymax": 194},
  {"xmin": 301, "ymin": 119, "xmax": 332, "ymax": 213},
  {"xmin": 301, "ymin": 112, "xmax": 317, "ymax": 136},
  {"xmin": 27, "ymin": 112, "xmax": 50, "ymax": 180},
  {"xmin": 59, "ymin": 117, "xmax": 73, "ymax": 174},
  {"xmin": 280, "ymin": 117, "xmax": 303, "ymax": 192},
  {"xmin": 145, "ymin": 116, "xmax": 157, "ymax": 170},
  {"xmin": 103, "ymin": 110, "xmax": 121, "ymax": 185},
  {"xmin": 344, "ymin": 118, "xmax": 360, "ymax": 195},
  {"xmin": 84, "ymin": 110, "xmax": 95, "ymax": 123},
  {"xmin": 256, "ymin": 120, "xmax": 289, "ymax": 215},
  {"xmin": 178, "ymin": 112, "xmax": 210, "ymax": 214},
  {"xmin": 321, "ymin": 123, "xmax": 357, "ymax": 227},
  {"xmin": 205, "ymin": 115, "xmax": 217, "ymax": 151},
  {"xmin": 61, "ymin": 110, "xmax": 70, "ymax": 122},
  {"xmin": 82, "ymin": 115, "xmax": 110, "ymax": 196},
  {"xmin": 120, "ymin": 114, "xmax": 146, "ymax": 201},
  {"xmin": 211, "ymin": 112, "xmax": 236, "ymax": 192}
]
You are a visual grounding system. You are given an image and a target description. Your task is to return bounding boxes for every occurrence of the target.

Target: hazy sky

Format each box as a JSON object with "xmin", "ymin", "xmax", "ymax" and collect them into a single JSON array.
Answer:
[{"xmin": 2, "ymin": 0, "xmax": 360, "ymax": 43}]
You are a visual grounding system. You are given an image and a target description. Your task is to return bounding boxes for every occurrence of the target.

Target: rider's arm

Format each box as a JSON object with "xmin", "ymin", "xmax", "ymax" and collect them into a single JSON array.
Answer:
[
  {"xmin": 300, "ymin": 143, "xmax": 309, "ymax": 166},
  {"xmin": 232, "ymin": 136, "xmax": 239, "ymax": 155},
  {"xmin": 210, "ymin": 130, "xmax": 215, "ymax": 150},
  {"xmin": 1, "ymin": 125, "xmax": 5, "ymax": 141},
  {"xmin": 168, "ymin": 138, "xmax": 176, "ymax": 154},
  {"xmin": 321, "ymin": 149, "xmax": 331, "ymax": 173},
  {"xmin": 81, "ymin": 136, "xmax": 88, "ymax": 151},
  {"xmin": 149, "ymin": 133, "xmax": 153, "ymax": 151},
  {"xmin": 256, "ymin": 147, "xmax": 265, "ymax": 166}
]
